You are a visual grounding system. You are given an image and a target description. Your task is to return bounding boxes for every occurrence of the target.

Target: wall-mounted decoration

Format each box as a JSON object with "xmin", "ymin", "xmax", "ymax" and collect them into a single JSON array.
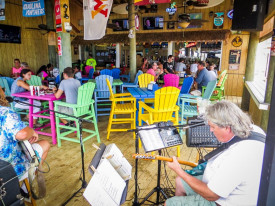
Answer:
[
  {"xmin": 166, "ymin": 2, "xmax": 177, "ymax": 16},
  {"xmin": 229, "ymin": 49, "xmax": 241, "ymax": 70},
  {"xmin": 227, "ymin": 9, "xmax": 233, "ymax": 19},
  {"xmin": 22, "ymin": 0, "xmax": 45, "ymax": 17},
  {"xmin": 0, "ymin": 24, "xmax": 21, "ymax": 44},
  {"xmin": 271, "ymin": 29, "xmax": 275, "ymax": 57},
  {"xmin": 231, "ymin": 36, "xmax": 243, "ymax": 47},
  {"xmin": 167, "ymin": 22, "xmax": 175, "ymax": 29},
  {"xmin": 112, "ymin": 19, "xmax": 129, "ymax": 31},
  {"xmin": 0, "ymin": 0, "xmax": 5, "ymax": 20},
  {"xmin": 213, "ymin": 12, "xmax": 224, "ymax": 29}
]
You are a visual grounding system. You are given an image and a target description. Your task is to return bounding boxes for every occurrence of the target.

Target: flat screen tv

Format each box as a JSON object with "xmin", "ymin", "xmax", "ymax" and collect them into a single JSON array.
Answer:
[
  {"xmin": 112, "ymin": 19, "xmax": 129, "ymax": 31},
  {"xmin": 143, "ymin": 16, "xmax": 163, "ymax": 30},
  {"xmin": 0, "ymin": 24, "xmax": 21, "ymax": 44}
]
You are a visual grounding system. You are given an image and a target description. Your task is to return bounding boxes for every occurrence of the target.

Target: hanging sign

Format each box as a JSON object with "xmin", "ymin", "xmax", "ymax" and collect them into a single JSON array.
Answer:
[
  {"xmin": 231, "ymin": 36, "xmax": 243, "ymax": 47},
  {"xmin": 57, "ymin": 36, "xmax": 62, "ymax": 56},
  {"xmin": 135, "ymin": 14, "xmax": 139, "ymax": 30},
  {"xmin": 0, "ymin": 0, "xmax": 5, "ymax": 20},
  {"xmin": 22, "ymin": 0, "xmax": 45, "ymax": 17},
  {"xmin": 55, "ymin": 0, "xmax": 62, "ymax": 32},
  {"xmin": 213, "ymin": 12, "xmax": 224, "ymax": 29},
  {"xmin": 83, "ymin": 0, "xmax": 113, "ymax": 40},
  {"xmin": 271, "ymin": 29, "xmax": 275, "ymax": 57}
]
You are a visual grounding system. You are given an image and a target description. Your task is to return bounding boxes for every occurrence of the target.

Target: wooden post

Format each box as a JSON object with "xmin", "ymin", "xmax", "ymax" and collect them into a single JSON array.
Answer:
[
  {"xmin": 241, "ymin": 32, "xmax": 259, "ymax": 111},
  {"xmin": 116, "ymin": 43, "xmax": 121, "ymax": 68},
  {"xmin": 128, "ymin": 0, "xmax": 136, "ymax": 82},
  {"xmin": 45, "ymin": 0, "xmax": 56, "ymax": 65}
]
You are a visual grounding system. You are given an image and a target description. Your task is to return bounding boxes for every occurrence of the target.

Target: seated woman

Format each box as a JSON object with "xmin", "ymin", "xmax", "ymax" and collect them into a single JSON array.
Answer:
[
  {"xmin": 11, "ymin": 69, "xmax": 48, "ymax": 128},
  {"xmin": 146, "ymin": 62, "xmax": 163, "ymax": 81},
  {"xmin": 74, "ymin": 66, "xmax": 82, "ymax": 81},
  {"xmin": 11, "ymin": 58, "xmax": 22, "ymax": 78},
  {"xmin": 36, "ymin": 65, "xmax": 49, "ymax": 80}
]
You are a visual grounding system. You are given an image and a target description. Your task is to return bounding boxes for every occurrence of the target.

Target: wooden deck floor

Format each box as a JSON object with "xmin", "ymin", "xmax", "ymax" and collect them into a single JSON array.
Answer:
[{"xmin": 35, "ymin": 96, "xmax": 242, "ymax": 206}]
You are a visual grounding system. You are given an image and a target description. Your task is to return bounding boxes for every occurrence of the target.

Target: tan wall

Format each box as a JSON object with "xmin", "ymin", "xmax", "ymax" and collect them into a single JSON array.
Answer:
[
  {"xmin": 221, "ymin": 33, "xmax": 250, "ymax": 96},
  {"xmin": 0, "ymin": 2, "xmax": 49, "ymax": 76}
]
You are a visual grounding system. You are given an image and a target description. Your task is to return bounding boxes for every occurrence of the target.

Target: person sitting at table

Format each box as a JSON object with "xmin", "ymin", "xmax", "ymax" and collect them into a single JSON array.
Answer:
[
  {"xmin": 0, "ymin": 104, "xmax": 50, "ymax": 184},
  {"xmin": 36, "ymin": 65, "xmax": 49, "ymax": 80},
  {"xmin": 147, "ymin": 62, "xmax": 163, "ymax": 81},
  {"xmin": 11, "ymin": 69, "xmax": 48, "ymax": 128},
  {"xmin": 53, "ymin": 67, "xmax": 81, "ymax": 132},
  {"xmin": 11, "ymin": 58, "xmax": 22, "ymax": 78},
  {"xmin": 74, "ymin": 66, "xmax": 82, "ymax": 82}
]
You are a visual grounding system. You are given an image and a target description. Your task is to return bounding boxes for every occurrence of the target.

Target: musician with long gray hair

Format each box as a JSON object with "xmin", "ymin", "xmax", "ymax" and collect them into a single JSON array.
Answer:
[
  {"xmin": 0, "ymin": 105, "xmax": 50, "ymax": 181},
  {"xmin": 165, "ymin": 100, "xmax": 265, "ymax": 206}
]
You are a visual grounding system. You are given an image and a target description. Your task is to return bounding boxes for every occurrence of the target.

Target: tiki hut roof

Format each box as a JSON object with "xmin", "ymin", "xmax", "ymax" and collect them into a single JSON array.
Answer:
[{"xmin": 72, "ymin": 30, "xmax": 231, "ymax": 45}]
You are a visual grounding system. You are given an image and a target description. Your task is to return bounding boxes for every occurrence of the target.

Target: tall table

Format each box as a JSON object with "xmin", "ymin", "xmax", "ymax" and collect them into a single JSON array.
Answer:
[
  {"xmin": 12, "ymin": 92, "xmax": 65, "ymax": 145},
  {"xmin": 127, "ymin": 87, "xmax": 155, "ymax": 125}
]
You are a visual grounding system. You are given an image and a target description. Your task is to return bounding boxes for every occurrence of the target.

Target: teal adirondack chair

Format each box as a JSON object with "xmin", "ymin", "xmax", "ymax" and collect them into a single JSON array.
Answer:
[
  {"xmin": 179, "ymin": 80, "xmax": 217, "ymax": 134},
  {"xmin": 54, "ymin": 82, "xmax": 100, "ymax": 150},
  {"xmin": 0, "ymin": 77, "xmax": 14, "ymax": 91},
  {"xmin": 94, "ymin": 75, "xmax": 113, "ymax": 118}
]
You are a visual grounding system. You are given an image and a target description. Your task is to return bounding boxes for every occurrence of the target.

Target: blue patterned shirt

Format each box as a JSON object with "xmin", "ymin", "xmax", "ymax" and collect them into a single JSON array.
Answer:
[{"xmin": 0, "ymin": 106, "xmax": 29, "ymax": 178}]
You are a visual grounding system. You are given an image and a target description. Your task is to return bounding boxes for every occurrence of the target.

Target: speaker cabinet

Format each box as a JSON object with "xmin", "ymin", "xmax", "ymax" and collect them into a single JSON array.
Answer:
[{"xmin": 232, "ymin": 0, "xmax": 267, "ymax": 31}]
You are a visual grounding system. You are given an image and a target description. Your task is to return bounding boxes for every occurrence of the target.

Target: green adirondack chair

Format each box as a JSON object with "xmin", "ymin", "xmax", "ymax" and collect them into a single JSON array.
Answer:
[
  {"xmin": 202, "ymin": 70, "xmax": 228, "ymax": 101},
  {"xmin": 54, "ymin": 82, "xmax": 100, "ymax": 150},
  {"xmin": 178, "ymin": 80, "xmax": 217, "ymax": 135}
]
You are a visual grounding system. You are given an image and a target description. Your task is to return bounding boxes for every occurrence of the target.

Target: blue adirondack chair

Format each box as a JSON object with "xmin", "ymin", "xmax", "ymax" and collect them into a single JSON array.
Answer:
[
  {"xmin": 0, "ymin": 77, "xmax": 14, "ymax": 91},
  {"xmin": 177, "ymin": 77, "xmax": 194, "ymax": 104},
  {"xmin": 111, "ymin": 68, "xmax": 121, "ymax": 79},
  {"xmin": 100, "ymin": 69, "xmax": 112, "ymax": 76},
  {"xmin": 94, "ymin": 75, "xmax": 113, "ymax": 118},
  {"xmin": 81, "ymin": 68, "xmax": 94, "ymax": 84},
  {"xmin": 120, "ymin": 70, "xmax": 143, "ymax": 92}
]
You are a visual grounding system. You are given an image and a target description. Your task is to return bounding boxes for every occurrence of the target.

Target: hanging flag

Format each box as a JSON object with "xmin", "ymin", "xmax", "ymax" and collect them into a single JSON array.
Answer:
[
  {"xmin": 0, "ymin": 0, "xmax": 5, "ymax": 21},
  {"xmin": 22, "ymin": 0, "xmax": 45, "ymax": 17},
  {"xmin": 83, "ymin": 0, "xmax": 113, "ymax": 40}
]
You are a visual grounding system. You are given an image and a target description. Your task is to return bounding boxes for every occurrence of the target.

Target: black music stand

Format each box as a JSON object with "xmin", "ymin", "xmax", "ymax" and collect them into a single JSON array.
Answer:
[
  {"xmin": 88, "ymin": 143, "xmax": 129, "ymax": 205},
  {"xmin": 131, "ymin": 123, "xmax": 183, "ymax": 205}
]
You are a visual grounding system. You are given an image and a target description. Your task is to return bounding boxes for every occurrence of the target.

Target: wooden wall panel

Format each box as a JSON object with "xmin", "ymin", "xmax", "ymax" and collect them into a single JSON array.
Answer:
[
  {"xmin": 0, "ymin": 1, "xmax": 49, "ymax": 76},
  {"xmin": 249, "ymin": 97, "xmax": 262, "ymax": 126},
  {"xmin": 221, "ymin": 33, "xmax": 250, "ymax": 96}
]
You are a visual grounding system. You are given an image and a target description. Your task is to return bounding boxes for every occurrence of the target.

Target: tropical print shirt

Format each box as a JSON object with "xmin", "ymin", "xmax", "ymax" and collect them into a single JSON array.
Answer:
[{"xmin": 0, "ymin": 106, "xmax": 28, "ymax": 179}]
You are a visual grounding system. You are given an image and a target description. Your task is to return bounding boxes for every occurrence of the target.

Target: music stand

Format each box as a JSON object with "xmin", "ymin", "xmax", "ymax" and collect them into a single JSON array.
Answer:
[
  {"xmin": 131, "ymin": 123, "xmax": 183, "ymax": 205},
  {"xmin": 88, "ymin": 143, "xmax": 129, "ymax": 205}
]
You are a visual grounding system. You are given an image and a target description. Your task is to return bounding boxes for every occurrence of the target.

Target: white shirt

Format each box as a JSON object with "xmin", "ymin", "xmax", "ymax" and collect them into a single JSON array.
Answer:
[
  {"xmin": 202, "ymin": 128, "xmax": 265, "ymax": 206},
  {"xmin": 190, "ymin": 63, "xmax": 198, "ymax": 73}
]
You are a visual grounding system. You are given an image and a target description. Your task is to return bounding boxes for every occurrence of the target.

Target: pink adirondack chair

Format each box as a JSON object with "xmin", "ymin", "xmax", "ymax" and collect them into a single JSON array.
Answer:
[{"xmin": 163, "ymin": 74, "xmax": 181, "ymax": 89}]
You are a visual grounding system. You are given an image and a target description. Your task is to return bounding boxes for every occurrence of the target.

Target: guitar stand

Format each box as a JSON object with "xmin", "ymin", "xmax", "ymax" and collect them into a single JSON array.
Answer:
[{"xmin": 132, "ymin": 131, "xmax": 168, "ymax": 206}]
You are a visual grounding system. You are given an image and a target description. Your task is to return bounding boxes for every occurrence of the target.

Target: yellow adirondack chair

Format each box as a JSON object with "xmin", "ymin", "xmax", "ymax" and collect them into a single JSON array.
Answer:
[
  {"xmin": 138, "ymin": 73, "xmax": 154, "ymax": 88},
  {"xmin": 106, "ymin": 79, "xmax": 136, "ymax": 140},
  {"xmin": 138, "ymin": 86, "xmax": 181, "ymax": 157}
]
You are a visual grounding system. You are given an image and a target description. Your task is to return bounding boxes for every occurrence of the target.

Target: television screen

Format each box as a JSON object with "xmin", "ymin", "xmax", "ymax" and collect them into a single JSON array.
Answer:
[
  {"xmin": 0, "ymin": 24, "xmax": 21, "ymax": 44},
  {"xmin": 112, "ymin": 19, "xmax": 129, "ymax": 31},
  {"xmin": 143, "ymin": 16, "xmax": 163, "ymax": 30}
]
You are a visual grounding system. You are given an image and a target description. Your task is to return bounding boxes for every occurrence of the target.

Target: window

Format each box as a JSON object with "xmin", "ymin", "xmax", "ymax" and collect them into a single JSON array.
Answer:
[{"xmin": 253, "ymin": 37, "xmax": 272, "ymax": 97}]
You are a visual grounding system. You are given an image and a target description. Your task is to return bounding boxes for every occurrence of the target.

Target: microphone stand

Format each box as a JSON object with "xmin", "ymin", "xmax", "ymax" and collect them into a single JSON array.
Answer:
[
  {"xmin": 7, "ymin": 97, "xmax": 90, "ymax": 205},
  {"xmin": 128, "ymin": 121, "xmax": 206, "ymax": 206}
]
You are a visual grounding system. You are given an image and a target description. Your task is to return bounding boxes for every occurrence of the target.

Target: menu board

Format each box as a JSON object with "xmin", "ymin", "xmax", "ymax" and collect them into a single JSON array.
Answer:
[{"xmin": 0, "ymin": 24, "xmax": 21, "ymax": 44}]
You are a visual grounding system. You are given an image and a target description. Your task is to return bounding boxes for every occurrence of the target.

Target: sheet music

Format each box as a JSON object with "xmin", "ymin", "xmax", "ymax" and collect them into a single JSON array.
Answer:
[
  {"xmin": 138, "ymin": 125, "xmax": 164, "ymax": 152},
  {"xmin": 102, "ymin": 144, "xmax": 132, "ymax": 180},
  {"xmin": 84, "ymin": 159, "xmax": 126, "ymax": 205}
]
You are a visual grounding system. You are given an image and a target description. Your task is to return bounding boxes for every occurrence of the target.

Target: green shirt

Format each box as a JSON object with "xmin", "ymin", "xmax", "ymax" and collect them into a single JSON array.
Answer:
[{"xmin": 86, "ymin": 58, "xmax": 97, "ymax": 69}]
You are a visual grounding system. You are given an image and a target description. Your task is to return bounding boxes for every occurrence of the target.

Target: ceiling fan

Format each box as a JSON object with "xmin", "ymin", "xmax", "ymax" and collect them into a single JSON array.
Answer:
[
  {"xmin": 164, "ymin": 0, "xmax": 209, "ymax": 28},
  {"xmin": 25, "ymin": 24, "xmax": 56, "ymax": 34}
]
